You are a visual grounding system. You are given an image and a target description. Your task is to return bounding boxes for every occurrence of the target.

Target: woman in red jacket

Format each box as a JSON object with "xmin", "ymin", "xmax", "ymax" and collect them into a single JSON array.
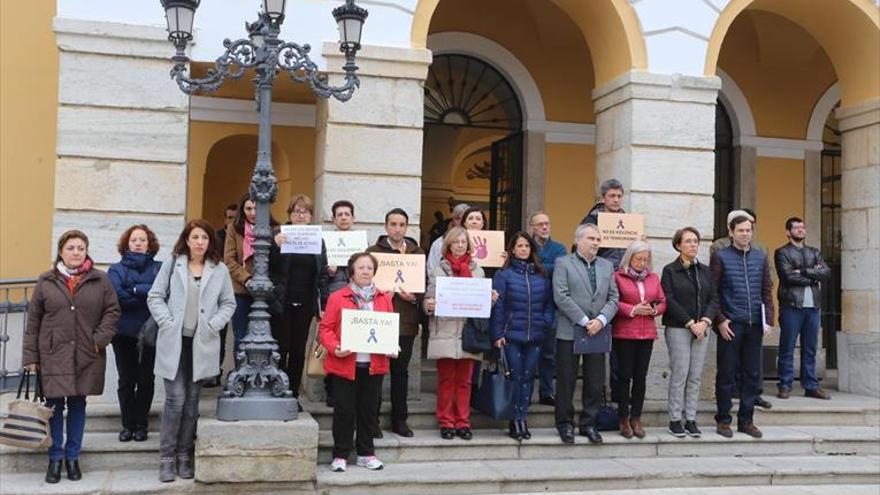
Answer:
[
  {"xmin": 612, "ymin": 241, "xmax": 666, "ymax": 439},
  {"xmin": 320, "ymin": 252, "xmax": 395, "ymax": 473}
]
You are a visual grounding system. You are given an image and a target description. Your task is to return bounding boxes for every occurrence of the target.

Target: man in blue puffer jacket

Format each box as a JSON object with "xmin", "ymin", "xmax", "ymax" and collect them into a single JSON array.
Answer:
[
  {"xmin": 710, "ymin": 214, "xmax": 774, "ymax": 440},
  {"xmin": 490, "ymin": 233, "xmax": 556, "ymax": 440}
]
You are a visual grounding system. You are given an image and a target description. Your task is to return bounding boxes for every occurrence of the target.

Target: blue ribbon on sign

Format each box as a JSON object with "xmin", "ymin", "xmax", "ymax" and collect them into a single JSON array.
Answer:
[
  {"xmin": 367, "ymin": 328, "xmax": 378, "ymax": 343},
  {"xmin": 394, "ymin": 270, "xmax": 404, "ymax": 283}
]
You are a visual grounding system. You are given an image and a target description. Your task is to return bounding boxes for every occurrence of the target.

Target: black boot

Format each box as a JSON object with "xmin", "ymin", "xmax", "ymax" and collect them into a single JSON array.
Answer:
[
  {"xmin": 519, "ymin": 420, "xmax": 531, "ymax": 440},
  {"xmin": 45, "ymin": 460, "xmax": 62, "ymax": 484},
  {"xmin": 508, "ymin": 420, "xmax": 522, "ymax": 440},
  {"xmin": 65, "ymin": 459, "xmax": 82, "ymax": 481}
]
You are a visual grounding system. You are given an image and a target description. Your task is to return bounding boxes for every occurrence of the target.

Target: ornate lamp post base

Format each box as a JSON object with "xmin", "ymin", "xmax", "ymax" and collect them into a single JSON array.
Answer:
[{"xmin": 217, "ymin": 395, "xmax": 298, "ymax": 421}]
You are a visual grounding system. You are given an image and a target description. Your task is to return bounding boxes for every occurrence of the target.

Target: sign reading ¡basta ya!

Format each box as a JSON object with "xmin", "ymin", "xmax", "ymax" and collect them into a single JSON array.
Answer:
[
  {"xmin": 340, "ymin": 308, "xmax": 400, "ymax": 355},
  {"xmin": 597, "ymin": 212, "xmax": 645, "ymax": 249},
  {"xmin": 371, "ymin": 253, "xmax": 426, "ymax": 293}
]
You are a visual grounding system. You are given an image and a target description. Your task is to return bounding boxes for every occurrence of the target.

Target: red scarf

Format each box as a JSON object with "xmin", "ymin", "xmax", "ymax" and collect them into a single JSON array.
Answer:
[
  {"xmin": 56, "ymin": 257, "xmax": 93, "ymax": 295},
  {"xmin": 444, "ymin": 252, "xmax": 473, "ymax": 278}
]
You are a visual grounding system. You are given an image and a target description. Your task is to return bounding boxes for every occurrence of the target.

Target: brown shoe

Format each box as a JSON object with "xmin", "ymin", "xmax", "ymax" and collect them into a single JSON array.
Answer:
[
  {"xmin": 629, "ymin": 417, "xmax": 646, "ymax": 439},
  {"xmin": 716, "ymin": 422, "xmax": 733, "ymax": 438},
  {"xmin": 805, "ymin": 388, "xmax": 831, "ymax": 400},
  {"xmin": 777, "ymin": 387, "xmax": 790, "ymax": 399},
  {"xmin": 619, "ymin": 417, "xmax": 633, "ymax": 438},
  {"xmin": 737, "ymin": 422, "xmax": 763, "ymax": 438}
]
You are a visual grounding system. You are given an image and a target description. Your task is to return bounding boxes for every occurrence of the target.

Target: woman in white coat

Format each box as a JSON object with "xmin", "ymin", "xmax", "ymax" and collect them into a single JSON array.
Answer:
[{"xmin": 147, "ymin": 219, "xmax": 236, "ymax": 483}]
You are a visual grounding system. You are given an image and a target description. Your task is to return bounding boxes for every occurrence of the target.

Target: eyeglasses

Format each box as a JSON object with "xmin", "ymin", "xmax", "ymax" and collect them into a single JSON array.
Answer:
[{"xmin": 292, "ymin": 209, "xmax": 311, "ymax": 216}]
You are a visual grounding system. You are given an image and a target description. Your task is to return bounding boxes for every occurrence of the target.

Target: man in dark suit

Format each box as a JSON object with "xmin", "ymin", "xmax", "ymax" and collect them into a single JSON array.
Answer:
[{"xmin": 552, "ymin": 223, "xmax": 619, "ymax": 444}]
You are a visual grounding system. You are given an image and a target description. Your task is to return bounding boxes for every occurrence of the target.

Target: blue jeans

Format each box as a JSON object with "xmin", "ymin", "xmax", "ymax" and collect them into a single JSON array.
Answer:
[
  {"xmin": 537, "ymin": 326, "xmax": 556, "ymax": 398},
  {"xmin": 232, "ymin": 294, "xmax": 253, "ymax": 361},
  {"xmin": 47, "ymin": 395, "xmax": 87, "ymax": 461},
  {"xmin": 777, "ymin": 307, "xmax": 821, "ymax": 391},
  {"xmin": 504, "ymin": 341, "xmax": 541, "ymax": 421},
  {"xmin": 715, "ymin": 323, "xmax": 763, "ymax": 425}
]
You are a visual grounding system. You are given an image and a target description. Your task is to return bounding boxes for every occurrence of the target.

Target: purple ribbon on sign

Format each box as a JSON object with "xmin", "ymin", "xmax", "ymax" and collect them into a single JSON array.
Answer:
[
  {"xmin": 617, "ymin": 219, "xmax": 625, "ymax": 229},
  {"xmin": 394, "ymin": 270, "xmax": 404, "ymax": 283},
  {"xmin": 367, "ymin": 328, "xmax": 378, "ymax": 343},
  {"xmin": 337, "ymin": 237, "xmax": 346, "ymax": 247}
]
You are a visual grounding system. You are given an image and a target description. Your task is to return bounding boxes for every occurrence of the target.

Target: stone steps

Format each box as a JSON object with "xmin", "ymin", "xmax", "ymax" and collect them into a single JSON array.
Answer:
[
  {"xmin": 316, "ymin": 426, "xmax": 880, "ymax": 464},
  {"xmin": 314, "ymin": 455, "xmax": 880, "ymax": 495},
  {"xmin": 0, "ymin": 431, "xmax": 159, "ymax": 474}
]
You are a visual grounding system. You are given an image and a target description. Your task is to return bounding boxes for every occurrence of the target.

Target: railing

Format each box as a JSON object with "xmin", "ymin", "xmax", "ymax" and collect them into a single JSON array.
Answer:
[{"xmin": 0, "ymin": 278, "xmax": 37, "ymax": 392}]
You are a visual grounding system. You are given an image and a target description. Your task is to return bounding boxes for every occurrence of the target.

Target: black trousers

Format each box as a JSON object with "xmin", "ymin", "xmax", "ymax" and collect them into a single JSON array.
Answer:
[
  {"xmin": 716, "ymin": 322, "xmax": 763, "ymax": 425},
  {"xmin": 612, "ymin": 338, "xmax": 654, "ymax": 418},
  {"xmin": 377, "ymin": 334, "xmax": 415, "ymax": 423},
  {"xmin": 112, "ymin": 334, "xmax": 155, "ymax": 431},
  {"xmin": 554, "ymin": 339, "xmax": 605, "ymax": 429},
  {"xmin": 331, "ymin": 367, "xmax": 381, "ymax": 459},
  {"xmin": 275, "ymin": 303, "xmax": 315, "ymax": 398}
]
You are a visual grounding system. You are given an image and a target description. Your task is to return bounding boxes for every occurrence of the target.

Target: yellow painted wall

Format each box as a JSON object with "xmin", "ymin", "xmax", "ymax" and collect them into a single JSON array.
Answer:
[
  {"xmin": 544, "ymin": 143, "xmax": 596, "ymax": 246},
  {"xmin": 187, "ymin": 121, "xmax": 316, "ymax": 228},
  {"xmin": 428, "ymin": 0, "xmax": 595, "ymax": 123},
  {"xmin": 0, "ymin": 2, "xmax": 58, "ymax": 278},
  {"xmin": 718, "ymin": 10, "xmax": 837, "ymax": 139}
]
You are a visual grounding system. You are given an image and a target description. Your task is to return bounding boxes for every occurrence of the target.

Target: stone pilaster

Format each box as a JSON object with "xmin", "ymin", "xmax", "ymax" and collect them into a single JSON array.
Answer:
[
  {"xmin": 836, "ymin": 99, "xmax": 880, "ymax": 397},
  {"xmin": 305, "ymin": 44, "xmax": 431, "ymax": 403},
  {"xmin": 593, "ymin": 71, "xmax": 721, "ymax": 400},
  {"xmin": 52, "ymin": 18, "xmax": 189, "ymax": 264}
]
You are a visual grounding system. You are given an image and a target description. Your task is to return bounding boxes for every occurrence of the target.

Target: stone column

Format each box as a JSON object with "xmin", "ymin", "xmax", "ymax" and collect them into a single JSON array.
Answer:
[
  {"xmin": 53, "ymin": 18, "xmax": 190, "ymax": 405},
  {"xmin": 593, "ymin": 71, "xmax": 721, "ymax": 400},
  {"xmin": 304, "ymin": 44, "xmax": 431, "ymax": 403},
  {"xmin": 836, "ymin": 99, "xmax": 880, "ymax": 397}
]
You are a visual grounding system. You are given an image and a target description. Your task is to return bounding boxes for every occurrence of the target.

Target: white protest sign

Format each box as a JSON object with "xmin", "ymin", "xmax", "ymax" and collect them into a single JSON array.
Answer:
[
  {"xmin": 435, "ymin": 276, "xmax": 492, "ymax": 318},
  {"xmin": 280, "ymin": 225, "xmax": 322, "ymax": 254},
  {"xmin": 340, "ymin": 308, "xmax": 400, "ymax": 355},
  {"xmin": 323, "ymin": 230, "xmax": 368, "ymax": 266}
]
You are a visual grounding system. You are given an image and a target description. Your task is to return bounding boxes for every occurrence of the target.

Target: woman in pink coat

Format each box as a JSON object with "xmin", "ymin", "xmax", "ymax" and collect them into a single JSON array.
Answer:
[{"xmin": 612, "ymin": 241, "xmax": 666, "ymax": 439}]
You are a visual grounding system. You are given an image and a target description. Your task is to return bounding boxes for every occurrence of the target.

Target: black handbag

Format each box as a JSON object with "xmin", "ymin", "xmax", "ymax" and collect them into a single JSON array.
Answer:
[
  {"xmin": 139, "ymin": 262, "xmax": 173, "ymax": 349},
  {"xmin": 473, "ymin": 352, "xmax": 515, "ymax": 420},
  {"xmin": 461, "ymin": 317, "xmax": 492, "ymax": 354},
  {"xmin": 596, "ymin": 387, "xmax": 619, "ymax": 431}
]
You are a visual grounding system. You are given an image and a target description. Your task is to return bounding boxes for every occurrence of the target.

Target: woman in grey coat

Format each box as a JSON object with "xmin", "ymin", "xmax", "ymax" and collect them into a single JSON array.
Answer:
[{"xmin": 148, "ymin": 219, "xmax": 236, "ymax": 483}]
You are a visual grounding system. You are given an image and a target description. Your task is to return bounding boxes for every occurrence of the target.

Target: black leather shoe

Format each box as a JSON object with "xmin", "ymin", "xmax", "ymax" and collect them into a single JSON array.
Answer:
[
  {"xmin": 579, "ymin": 426, "xmax": 603, "ymax": 444},
  {"xmin": 538, "ymin": 396, "xmax": 556, "ymax": 407},
  {"xmin": 45, "ymin": 460, "xmax": 62, "ymax": 484},
  {"xmin": 519, "ymin": 420, "xmax": 531, "ymax": 440},
  {"xmin": 65, "ymin": 459, "xmax": 82, "ymax": 481},
  {"xmin": 508, "ymin": 421, "xmax": 522, "ymax": 440},
  {"xmin": 557, "ymin": 425, "xmax": 575, "ymax": 444},
  {"xmin": 371, "ymin": 426, "xmax": 384, "ymax": 439},
  {"xmin": 440, "ymin": 427, "xmax": 455, "ymax": 440},
  {"xmin": 133, "ymin": 429, "xmax": 148, "ymax": 442},
  {"xmin": 455, "ymin": 427, "xmax": 473, "ymax": 440},
  {"xmin": 118, "ymin": 428, "xmax": 133, "ymax": 442},
  {"xmin": 392, "ymin": 421, "xmax": 414, "ymax": 438},
  {"xmin": 755, "ymin": 396, "xmax": 773, "ymax": 409}
]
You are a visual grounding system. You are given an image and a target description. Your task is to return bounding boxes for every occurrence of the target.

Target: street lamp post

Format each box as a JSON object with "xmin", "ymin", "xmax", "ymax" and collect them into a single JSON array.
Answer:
[{"xmin": 159, "ymin": 0, "xmax": 367, "ymax": 421}]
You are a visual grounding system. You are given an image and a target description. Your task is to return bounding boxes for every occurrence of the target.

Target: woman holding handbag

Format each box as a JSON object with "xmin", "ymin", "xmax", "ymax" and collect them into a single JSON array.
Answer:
[
  {"xmin": 108, "ymin": 224, "xmax": 162, "ymax": 443},
  {"xmin": 22, "ymin": 230, "xmax": 121, "ymax": 483},
  {"xmin": 320, "ymin": 252, "xmax": 394, "ymax": 472},
  {"xmin": 423, "ymin": 227, "xmax": 497, "ymax": 440},
  {"xmin": 611, "ymin": 241, "xmax": 667, "ymax": 439},
  {"xmin": 490, "ymin": 232, "xmax": 554, "ymax": 440},
  {"xmin": 148, "ymin": 219, "xmax": 236, "ymax": 482}
]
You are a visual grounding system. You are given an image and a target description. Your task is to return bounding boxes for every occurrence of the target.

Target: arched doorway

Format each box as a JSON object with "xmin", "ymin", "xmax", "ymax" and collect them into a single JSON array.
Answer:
[
  {"xmin": 421, "ymin": 54, "xmax": 523, "ymax": 241},
  {"xmin": 714, "ymin": 99, "xmax": 737, "ymax": 241}
]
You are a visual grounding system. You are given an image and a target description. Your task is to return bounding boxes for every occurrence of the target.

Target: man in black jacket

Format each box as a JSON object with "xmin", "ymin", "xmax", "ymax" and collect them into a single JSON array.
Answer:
[{"xmin": 774, "ymin": 217, "xmax": 831, "ymax": 400}]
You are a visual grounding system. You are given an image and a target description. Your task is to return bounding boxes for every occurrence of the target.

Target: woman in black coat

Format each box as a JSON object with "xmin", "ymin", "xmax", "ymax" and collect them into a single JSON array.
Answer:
[{"xmin": 660, "ymin": 227, "xmax": 719, "ymax": 438}]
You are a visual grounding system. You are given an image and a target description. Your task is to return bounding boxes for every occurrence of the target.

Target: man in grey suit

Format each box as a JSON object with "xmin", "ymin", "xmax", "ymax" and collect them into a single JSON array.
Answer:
[{"xmin": 552, "ymin": 223, "xmax": 619, "ymax": 444}]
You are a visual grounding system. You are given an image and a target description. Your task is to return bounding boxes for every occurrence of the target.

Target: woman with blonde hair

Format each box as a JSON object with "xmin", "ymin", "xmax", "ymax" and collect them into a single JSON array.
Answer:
[{"xmin": 611, "ymin": 240, "xmax": 666, "ymax": 439}]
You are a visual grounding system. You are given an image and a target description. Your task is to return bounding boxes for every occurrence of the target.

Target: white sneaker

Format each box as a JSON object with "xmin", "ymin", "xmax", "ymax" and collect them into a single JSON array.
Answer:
[
  {"xmin": 330, "ymin": 457, "xmax": 347, "ymax": 472},
  {"xmin": 356, "ymin": 455, "xmax": 384, "ymax": 470}
]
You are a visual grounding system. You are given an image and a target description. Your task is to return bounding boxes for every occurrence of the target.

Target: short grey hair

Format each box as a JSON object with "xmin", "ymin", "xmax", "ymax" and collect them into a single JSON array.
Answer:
[
  {"xmin": 452, "ymin": 203, "xmax": 471, "ymax": 219},
  {"xmin": 619, "ymin": 240, "xmax": 653, "ymax": 272},
  {"xmin": 599, "ymin": 178, "xmax": 624, "ymax": 197},
  {"xmin": 528, "ymin": 211, "xmax": 548, "ymax": 224},
  {"xmin": 575, "ymin": 223, "xmax": 599, "ymax": 242}
]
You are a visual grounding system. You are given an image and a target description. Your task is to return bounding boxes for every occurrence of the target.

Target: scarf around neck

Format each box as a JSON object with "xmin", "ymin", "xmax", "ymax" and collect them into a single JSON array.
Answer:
[
  {"xmin": 243, "ymin": 221, "xmax": 256, "ymax": 263},
  {"xmin": 444, "ymin": 252, "xmax": 473, "ymax": 278},
  {"xmin": 349, "ymin": 282, "xmax": 377, "ymax": 309},
  {"xmin": 56, "ymin": 257, "xmax": 93, "ymax": 295},
  {"xmin": 625, "ymin": 266, "xmax": 649, "ymax": 282}
]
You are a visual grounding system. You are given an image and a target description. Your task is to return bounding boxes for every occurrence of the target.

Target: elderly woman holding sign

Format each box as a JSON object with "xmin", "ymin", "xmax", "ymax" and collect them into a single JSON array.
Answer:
[
  {"xmin": 320, "ymin": 252, "xmax": 395, "ymax": 473},
  {"xmin": 424, "ymin": 226, "xmax": 497, "ymax": 441}
]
